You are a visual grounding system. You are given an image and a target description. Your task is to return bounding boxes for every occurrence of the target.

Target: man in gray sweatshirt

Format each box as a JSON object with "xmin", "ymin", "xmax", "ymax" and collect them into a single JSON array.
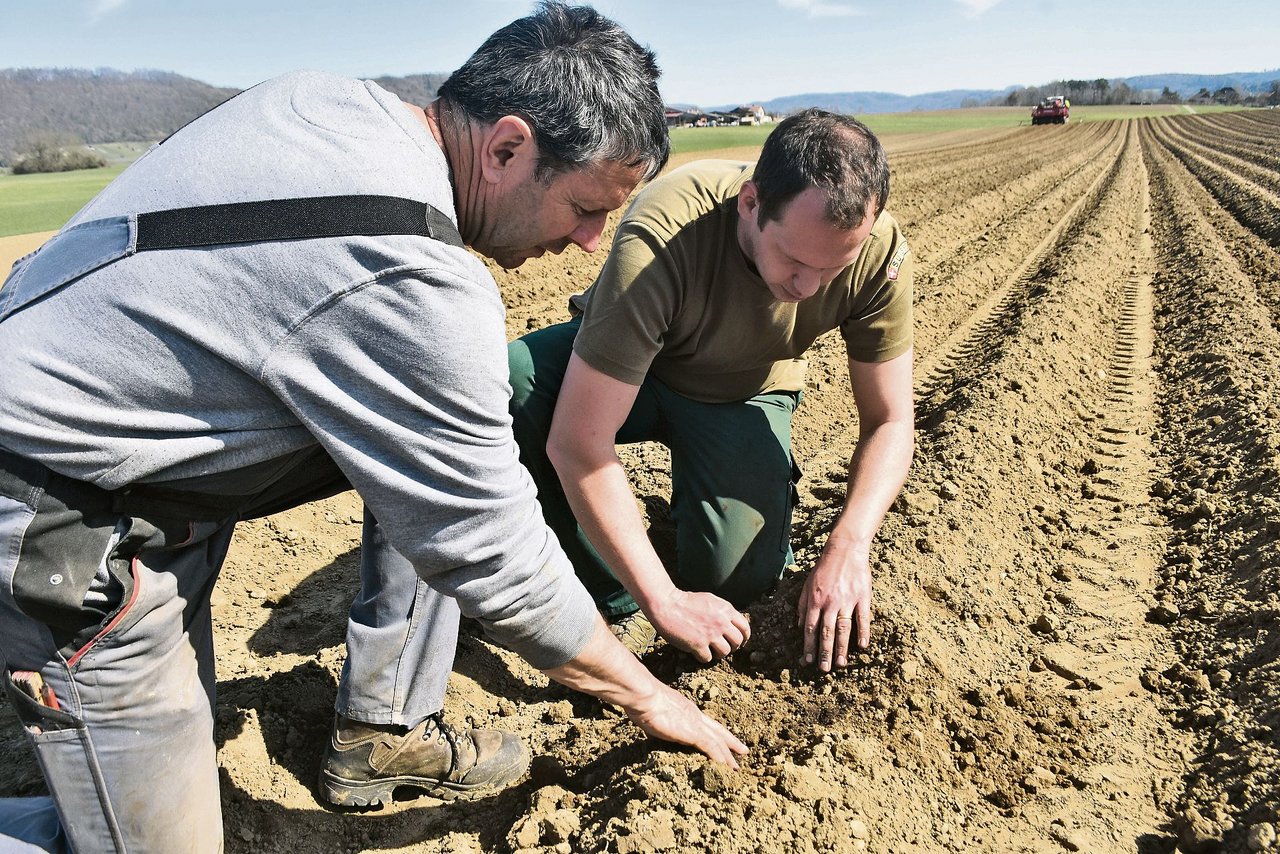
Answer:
[{"xmin": 0, "ymin": 4, "xmax": 745, "ymax": 852}]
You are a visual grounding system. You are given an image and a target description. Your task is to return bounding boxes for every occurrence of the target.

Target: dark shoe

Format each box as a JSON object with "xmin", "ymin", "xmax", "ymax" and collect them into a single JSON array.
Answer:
[
  {"xmin": 319, "ymin": 712, "xmax": 529, "ymax": 807},
  {"xmin": 608, "ymin": 609, "xmax": 657, "ymax": 657}
]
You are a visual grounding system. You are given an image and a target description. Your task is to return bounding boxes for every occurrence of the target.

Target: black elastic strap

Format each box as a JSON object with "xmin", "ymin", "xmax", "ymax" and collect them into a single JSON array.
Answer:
[{"xmin": 135, "ymin": 194, "xmax": 464, "ymax": 251}]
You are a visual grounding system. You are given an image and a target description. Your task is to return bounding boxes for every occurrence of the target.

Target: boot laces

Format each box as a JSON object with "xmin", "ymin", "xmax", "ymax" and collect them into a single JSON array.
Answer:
[{"xmin": 424, "ymin": 711, "xmax": 461, "ymax": 780}]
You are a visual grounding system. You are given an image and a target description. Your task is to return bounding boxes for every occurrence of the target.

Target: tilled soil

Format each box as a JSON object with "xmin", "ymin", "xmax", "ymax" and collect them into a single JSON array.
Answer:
[{"xmin": 2, "ymin": 112, "xmax": 1279, "ymax": 853}]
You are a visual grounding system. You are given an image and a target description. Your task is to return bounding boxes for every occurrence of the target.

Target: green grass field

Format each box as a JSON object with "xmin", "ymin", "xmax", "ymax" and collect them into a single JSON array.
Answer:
[
  {"xmin": 0, "ymin": 105, "xmax": 1255, "ymax": 238},
  {"xmin": 0, "ymin": 164, "xmax": 127, "ymax": 237},
  {"xmin": 670, "ymin": 103, "xmax": 1248, "ymax": 149}
]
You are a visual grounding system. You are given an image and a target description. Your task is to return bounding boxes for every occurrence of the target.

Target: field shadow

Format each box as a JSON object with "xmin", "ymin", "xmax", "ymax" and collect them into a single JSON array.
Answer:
[{"xmin": 246, "ymin": 547, "xmax": 361, "ymax": 658}]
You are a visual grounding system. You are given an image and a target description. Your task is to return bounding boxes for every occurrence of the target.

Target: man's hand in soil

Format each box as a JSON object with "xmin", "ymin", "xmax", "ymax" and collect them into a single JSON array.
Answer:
[
  {"xmin": 797, "ymin": 533, "xmax": 873, "ymax": 671},
  {"xmin": 623, "ymin": 681, "xmax": 748, "ymax": 768},
  {"xmin": 793, "ymin": 350, "xmax": 912, "ymax": 672},
  {"xmin": 544, "ymin": 619, "xmax": 748, "ymax": 767},
  {"xmin": 648, "ymin": 588, "xmax": 750, "ymax": 663}
]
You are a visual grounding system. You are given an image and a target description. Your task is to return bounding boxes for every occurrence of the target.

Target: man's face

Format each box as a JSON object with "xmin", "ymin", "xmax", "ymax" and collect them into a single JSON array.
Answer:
[
  {"xmin": 480, "ymin": 159, "xmax": 645, "ymax": 270},
  {"xmin": 737, "ymin": 185, "xmax": 875, "ymax": 303}
]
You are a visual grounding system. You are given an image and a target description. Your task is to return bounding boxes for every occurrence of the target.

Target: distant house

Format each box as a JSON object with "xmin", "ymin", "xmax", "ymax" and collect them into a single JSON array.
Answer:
[
  {"xmin": 660, "ymin": 107, "xmax": 732, "ymax": 128},
  {"xmin": 665, "ymin": 107, "xmax": 704, "ymax": 128},
  {"xmin": 665, "ymin": 106, "xmax": 769, "ymax": 128},
  {"xmin": 728, "ymin": 104, "xmax": 772, "ymax": 125}
]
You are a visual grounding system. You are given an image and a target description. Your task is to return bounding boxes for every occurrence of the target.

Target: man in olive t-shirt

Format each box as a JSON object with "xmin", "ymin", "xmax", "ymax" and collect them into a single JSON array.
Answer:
[{"xmin": 509, "ymin": 109, "xmax": 915, "ymax": 673}]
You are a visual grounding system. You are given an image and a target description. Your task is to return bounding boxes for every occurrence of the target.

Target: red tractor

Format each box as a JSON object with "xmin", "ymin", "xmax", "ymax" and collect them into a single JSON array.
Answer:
[{"xmin": 1031, "ymin": 95, "xmax": 1070, "ymax": 125}]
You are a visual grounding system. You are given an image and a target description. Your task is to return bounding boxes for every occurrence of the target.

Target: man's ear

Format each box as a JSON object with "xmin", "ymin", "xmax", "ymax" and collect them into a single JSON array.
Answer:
[
  {"xmin": 480, "ymin": 115, "xmax": 536, "ymax": 185},
  {"xmin": 737, "ymin": 179, "xmax": 760, "ymax": 224}
]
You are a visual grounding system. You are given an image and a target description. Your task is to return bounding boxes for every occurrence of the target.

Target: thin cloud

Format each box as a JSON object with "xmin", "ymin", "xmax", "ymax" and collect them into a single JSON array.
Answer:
[
  {"xmin": 89, "ymin": 0, "xmax": 128, "ymax": 22},
  {"xmin": 777, "ymin": 0, "xmax": 863, "ymax": 18},
  {"xmin": 954, "ymin": 0, "xmax": 1004, "ymax": 17}
]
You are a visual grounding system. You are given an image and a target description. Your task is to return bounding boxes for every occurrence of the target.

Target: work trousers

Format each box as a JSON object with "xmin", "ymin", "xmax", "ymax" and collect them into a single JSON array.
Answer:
[
  {"xmin": 0, "ymin": 446, "xmax": 458, "ymax": 854},
  {"xmin": 508, "ymin": 319, "xmax": 800, "ymax": 617}
]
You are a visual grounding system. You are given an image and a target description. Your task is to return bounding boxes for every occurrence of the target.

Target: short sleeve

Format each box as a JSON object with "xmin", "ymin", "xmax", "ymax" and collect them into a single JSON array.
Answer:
[
  {"xmin": 572, "ymin": 221, "xmax": 681, "ymax": 386},
  {"xmin": 841, "ymin": 223, "xmax": 914, "ymax": 363}
]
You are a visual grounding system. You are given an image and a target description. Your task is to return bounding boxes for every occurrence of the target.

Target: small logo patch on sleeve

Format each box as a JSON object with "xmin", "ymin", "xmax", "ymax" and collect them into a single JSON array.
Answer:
[{"xmin": 887, "ymin": 243, "xmax": 910, "ymax": 281}]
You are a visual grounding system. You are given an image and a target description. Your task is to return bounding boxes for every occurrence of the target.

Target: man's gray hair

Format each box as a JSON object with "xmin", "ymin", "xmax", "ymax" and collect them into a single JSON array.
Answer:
[
  {"xmin": 438, "ymin": 1, "xmax": 670, "ymax": 181},
  {"xmin": 752, "ymin": 108, "xmax": 890, "ymax": 230}
]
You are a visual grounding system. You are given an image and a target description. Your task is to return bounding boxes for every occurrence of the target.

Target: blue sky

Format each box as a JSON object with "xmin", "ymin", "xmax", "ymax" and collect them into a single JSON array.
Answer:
[{"xmin": 3, "ymin": 0, "xmax": 1277, "ymax": 106}]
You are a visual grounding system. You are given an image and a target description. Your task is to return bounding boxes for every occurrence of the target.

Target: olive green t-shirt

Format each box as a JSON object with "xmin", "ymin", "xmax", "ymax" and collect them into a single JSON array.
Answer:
[{"xmin": 571, "ymin": 160, "xmax": 913, "ymax": 404}]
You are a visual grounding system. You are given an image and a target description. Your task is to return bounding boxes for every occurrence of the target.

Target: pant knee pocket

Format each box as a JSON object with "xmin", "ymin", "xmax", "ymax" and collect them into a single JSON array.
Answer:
[
  {"xmin": 5, "ymin": 673, "xmax": 124, "ymax": 848},
  {"xmin": 4, "ymin": 673, "xmax": 81, "ymax": 733}
]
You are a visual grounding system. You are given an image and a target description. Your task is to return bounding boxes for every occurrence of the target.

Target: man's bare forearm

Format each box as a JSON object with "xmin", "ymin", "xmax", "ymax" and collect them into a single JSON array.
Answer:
[
  {"xmin": 548, "ymin": 441, "xmax": 750, "ymax": 660},
  {"xmin": 548, "ymin": 443, "xmax": 675, "ymax": 610},
  {"xmin": 829, "ymin": 419, "xmax": 914, "ymax": 550},
  {"xmin": 543, "ymin": 615, "xmax": 663, "ymax": 703}
]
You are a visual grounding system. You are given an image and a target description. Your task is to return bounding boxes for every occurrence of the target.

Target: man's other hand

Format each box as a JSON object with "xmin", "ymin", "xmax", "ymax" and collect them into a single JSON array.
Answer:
[{"xmin": 649, "ymin": 589, "xmax": 750, "ymax": 663}]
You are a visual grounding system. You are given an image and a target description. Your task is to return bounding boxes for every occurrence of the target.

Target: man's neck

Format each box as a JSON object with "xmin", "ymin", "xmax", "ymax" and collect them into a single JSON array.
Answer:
[{"xmin": 412, "ymin": 100, "xmax": 484, "ymax": 247}]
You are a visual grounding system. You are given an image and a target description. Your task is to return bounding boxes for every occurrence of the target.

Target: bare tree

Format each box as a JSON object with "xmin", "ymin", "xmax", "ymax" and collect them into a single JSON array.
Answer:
[{"xmin": 1093, "ymin": 78, "xmax": 1110, "ymax": 105}]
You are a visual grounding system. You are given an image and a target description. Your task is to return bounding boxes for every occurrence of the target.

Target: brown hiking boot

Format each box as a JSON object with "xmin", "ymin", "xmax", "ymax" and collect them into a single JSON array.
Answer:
[
  {"xmin": 608, "ymin": 609, "xmax": 657, "ymax": 657},
  {"xmin": 318, "ymin": 712, "xmax": 529, "ymax": 807}
]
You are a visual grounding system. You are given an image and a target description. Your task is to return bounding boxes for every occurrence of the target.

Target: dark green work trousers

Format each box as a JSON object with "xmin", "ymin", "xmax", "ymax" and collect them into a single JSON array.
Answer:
[{"xmin": 509, "ymin": 318, "xmax": 799, "ymax": 617}]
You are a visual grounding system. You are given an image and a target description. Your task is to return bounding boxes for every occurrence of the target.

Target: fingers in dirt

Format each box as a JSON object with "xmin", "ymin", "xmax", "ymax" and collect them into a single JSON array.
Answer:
[
  {"xmin": 856, "ymin": 598, "xmax": 872, "ymax": 648},
  {"xmin": 834, "ymin": 611, "xmax": 854, "ymax": 668}
]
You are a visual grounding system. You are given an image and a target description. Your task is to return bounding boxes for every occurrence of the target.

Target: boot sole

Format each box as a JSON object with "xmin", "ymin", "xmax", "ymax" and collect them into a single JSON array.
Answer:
[{"xmin": 318, "ymin": 757, "xmax": 528, "ymax": 808}]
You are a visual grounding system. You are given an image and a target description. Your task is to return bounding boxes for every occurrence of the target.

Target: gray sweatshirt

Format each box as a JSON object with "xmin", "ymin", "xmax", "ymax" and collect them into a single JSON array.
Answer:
[{"xmin": 0, "ymin": 71, "xmax": 596, "ymax": 669}]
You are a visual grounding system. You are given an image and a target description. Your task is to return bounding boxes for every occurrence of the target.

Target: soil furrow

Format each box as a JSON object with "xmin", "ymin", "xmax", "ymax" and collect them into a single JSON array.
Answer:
[
  {"xmin": 908, "ymin": 124, "xmax": 1123, "ymax": 314},
  {"xmin": 1140, "ymin": 119, "xmax": 1280, "ymax": 336},
  {"xmin": 1209, "ymin": 109, "xmax": 1280, "ymax": 142},
  {"xmin": 1139, "ymin": 117, "xmax": 1280, "ymax": 854},
  {"xmin": 892, "ymin": 124, "xmax": 1115, "ymax": 257},
  {"xmin": 889, "ymin": 124, "xmax": 1110, "ymax": 225},
  {"xmin": 1156, "ymin": 116, "xmax": 1280, "ymax": 191},
  {"xmin": 1148, "ymin": 117, "xmax": 1280, "ymax": 249},
  {"xmin": 911, "ymin": 123, "xmax": 1131, "ymax": 426},
  {"xmin": 887, "ymin": 126, "xmax": 1055, "ymax": 166},
  {"xmin": 1192, "ymin": 113, "xmax": 1280, "ymax": 154}
]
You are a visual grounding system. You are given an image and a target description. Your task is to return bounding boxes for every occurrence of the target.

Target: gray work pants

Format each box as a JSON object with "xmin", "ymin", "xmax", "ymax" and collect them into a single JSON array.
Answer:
[{"xmin": 0, "ymin": 447, "xmax": 457, "ymax": 853}]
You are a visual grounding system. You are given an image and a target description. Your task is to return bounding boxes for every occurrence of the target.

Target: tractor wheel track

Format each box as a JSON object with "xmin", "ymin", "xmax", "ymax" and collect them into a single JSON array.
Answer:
[{"xmin": 912, "ymin": 123, "xmax": 1133, "ymax": 422}]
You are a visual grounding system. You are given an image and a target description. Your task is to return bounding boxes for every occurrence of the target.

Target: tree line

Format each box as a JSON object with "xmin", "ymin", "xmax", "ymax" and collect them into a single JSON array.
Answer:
[
  {"xmin": 988, "ymin": 78, "xmax": 1280, "ymax": 108},
  {"xmin": 9, "ymin": 133, "xmax": 106, "ymax": 174}
]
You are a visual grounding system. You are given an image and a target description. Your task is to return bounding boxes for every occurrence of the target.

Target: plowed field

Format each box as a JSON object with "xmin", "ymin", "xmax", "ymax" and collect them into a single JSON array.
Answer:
[{"xmin": 2, "ymin": 110, "xmax": 1279, "ymax": 853}]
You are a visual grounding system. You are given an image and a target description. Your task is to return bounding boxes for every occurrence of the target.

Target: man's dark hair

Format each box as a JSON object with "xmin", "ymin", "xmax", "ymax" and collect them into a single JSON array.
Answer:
[
  {"xmin": 752, "ymin": 108, "xmax": 889, "ymax": 229},
  {"xmin": 438, "ymin": 1, "xmax": 669, "ymax": 181}
]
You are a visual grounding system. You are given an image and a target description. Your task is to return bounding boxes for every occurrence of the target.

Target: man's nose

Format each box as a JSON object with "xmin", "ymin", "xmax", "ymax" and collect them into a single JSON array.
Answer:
[
  {"xmin": 794, "ymin": 267, "xmax": 822, "ymax": 297},
  {"xmin": 569, "ymin": 213, "xmax": 607, "ymax": 253}
]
